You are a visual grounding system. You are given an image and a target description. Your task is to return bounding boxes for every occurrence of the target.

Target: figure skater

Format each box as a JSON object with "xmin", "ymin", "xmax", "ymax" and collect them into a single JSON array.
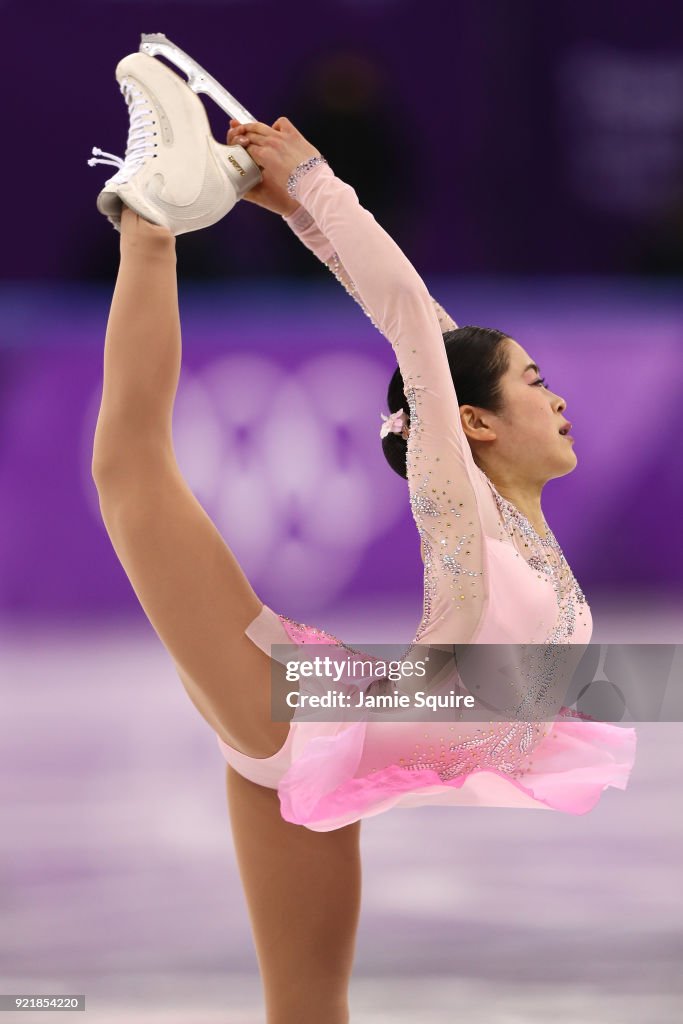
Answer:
[{"xmin": 88, "ymin": 46, "xmax": 636, "ymax": 1024}]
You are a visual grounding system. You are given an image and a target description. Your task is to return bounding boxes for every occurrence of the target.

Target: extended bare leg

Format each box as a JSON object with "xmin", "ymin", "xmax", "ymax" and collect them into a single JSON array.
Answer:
[
  {"xmin": 226, "ymin": 765, "xmax": 362, "ymax": 1024},
  {"xmin": 92, "ymin": 205, "xmax": 288, "ymax": 758}
]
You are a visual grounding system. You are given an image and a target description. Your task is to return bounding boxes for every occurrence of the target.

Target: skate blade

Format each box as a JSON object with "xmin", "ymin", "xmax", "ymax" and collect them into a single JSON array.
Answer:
[{"xmin": 139, "ymin": 33, "xmax": 257, "ymax": 125}]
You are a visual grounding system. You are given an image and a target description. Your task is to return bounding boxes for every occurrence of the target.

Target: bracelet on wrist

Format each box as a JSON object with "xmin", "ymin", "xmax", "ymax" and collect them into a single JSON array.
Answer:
[{"xmin": 286, "ymin": 155, "xmax": 329, "ymax": 199}]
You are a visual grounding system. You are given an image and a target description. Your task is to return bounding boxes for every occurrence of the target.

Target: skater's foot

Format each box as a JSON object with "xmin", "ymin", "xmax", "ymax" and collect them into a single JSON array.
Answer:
[{"xmin": 88, "ymin": 52, "xmax": 261, "ymax": 236}]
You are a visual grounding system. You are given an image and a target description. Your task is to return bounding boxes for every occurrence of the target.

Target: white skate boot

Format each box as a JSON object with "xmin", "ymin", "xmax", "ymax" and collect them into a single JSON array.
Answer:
[{"xmin": 87, "ymin": 41, "xmax": 261, "ymax": 235}]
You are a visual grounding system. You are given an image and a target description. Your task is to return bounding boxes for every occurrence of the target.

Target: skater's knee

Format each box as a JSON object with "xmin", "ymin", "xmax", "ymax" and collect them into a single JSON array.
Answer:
[
  {"xmin": 91, "ymin": 447, "xmax": 122, "ymax": 491},
  {"xmin": 91, "ymin": 437, "xmax": 174, "ymax": 495}
]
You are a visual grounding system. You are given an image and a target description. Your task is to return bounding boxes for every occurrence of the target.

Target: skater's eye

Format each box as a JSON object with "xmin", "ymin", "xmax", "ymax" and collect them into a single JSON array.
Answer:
[{"xmin": 532, "ymin": 377, "xmax": 548, "ymax": 388}]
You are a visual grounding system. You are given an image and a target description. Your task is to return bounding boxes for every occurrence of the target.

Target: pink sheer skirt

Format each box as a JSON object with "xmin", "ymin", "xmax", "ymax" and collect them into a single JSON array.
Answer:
[{"xmin": 216, "ymin": 604, "xmax": 637, "ymax": 832}]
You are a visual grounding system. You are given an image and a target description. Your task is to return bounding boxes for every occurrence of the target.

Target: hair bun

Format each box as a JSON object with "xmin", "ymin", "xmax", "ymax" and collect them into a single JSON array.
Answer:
[
  {"xmin": 379, "ymin": 326, "xmax": 510, "ymax": 481},
  {"xmin": 381, "ymin": 429, "xmax": 409, "ymax": 479}
]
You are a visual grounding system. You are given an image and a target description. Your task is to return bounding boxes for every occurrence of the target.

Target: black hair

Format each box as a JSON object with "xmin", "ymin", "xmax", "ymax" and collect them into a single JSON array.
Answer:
[{"xmin": 381, "ymin": 325, "xmax": 511, "ymax": 479}]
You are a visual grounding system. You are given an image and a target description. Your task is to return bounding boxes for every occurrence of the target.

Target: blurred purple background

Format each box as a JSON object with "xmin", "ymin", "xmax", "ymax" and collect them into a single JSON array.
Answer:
[
  {"xmin": 2, "ymin": 2, "xmax": 682, "ymax": 1022},
  {"xmin": 5, "ymin": 0, "xmax": 683, "ymax": 280},
  {"xmin": 1, "ymin": 278, "xmax": 682, "ymax": 622}
]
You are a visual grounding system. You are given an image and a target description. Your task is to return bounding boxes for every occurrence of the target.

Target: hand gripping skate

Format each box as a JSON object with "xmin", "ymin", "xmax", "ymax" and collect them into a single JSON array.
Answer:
[{"xmin": 88, "ymin": 33, "xmax": 262, "ymax": 234}]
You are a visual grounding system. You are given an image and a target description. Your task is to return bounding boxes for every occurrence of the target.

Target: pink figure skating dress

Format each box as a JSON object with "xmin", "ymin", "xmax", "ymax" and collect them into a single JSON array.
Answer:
[{"xmin": 216, "ymin": 161, "xmax": 637, "ymax": 832}]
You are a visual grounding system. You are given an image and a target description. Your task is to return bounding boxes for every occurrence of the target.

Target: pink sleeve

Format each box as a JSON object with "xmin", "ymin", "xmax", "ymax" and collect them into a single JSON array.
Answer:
[
  {"xmin": 283, "ymin": 206, "xmax": 460, "ymax": 333},
  {"xmin": 283, "ymin": 205, "xmax": 335, "ymax": 260},
  {"xmin": 294, "ymin": 163, "xmax": 488, "ymax": 644}
]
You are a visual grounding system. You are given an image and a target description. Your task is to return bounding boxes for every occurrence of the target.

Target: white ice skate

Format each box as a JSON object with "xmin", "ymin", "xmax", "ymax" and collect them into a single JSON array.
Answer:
[{"xmin": 87, "ymin": 36, "xmax": 262, "ymax": 235}]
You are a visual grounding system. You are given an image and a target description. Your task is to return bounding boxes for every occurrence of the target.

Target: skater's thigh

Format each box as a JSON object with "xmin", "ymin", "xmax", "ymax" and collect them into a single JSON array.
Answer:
[{"xmin": 95, "ymin": 449, "xmax": 288, "ymax": 756}]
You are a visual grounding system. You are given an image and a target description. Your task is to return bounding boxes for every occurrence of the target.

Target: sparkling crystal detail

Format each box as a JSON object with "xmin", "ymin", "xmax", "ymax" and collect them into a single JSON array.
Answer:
[
  {"xmin": 286, "ymin": 155, "xmax": 329, "ymax": 199},
  {"xmin": 280, "ymin": 214, "xmax": 594, "ymax": 795}
]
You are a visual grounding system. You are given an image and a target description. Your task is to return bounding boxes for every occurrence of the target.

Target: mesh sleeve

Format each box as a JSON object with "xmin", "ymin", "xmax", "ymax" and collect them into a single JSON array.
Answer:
[
  {"xmin": 284, "ymin": 206, "xmax": 460, "ymax": 335},
  {"xmin": 290, "ymin": 165, "xmax": 487, "ymax": 644}
]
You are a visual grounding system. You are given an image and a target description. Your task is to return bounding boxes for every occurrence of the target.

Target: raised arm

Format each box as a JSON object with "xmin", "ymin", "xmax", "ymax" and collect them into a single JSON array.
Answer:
[
  {"xmin": 234, "ymin": 118, "xmax": 488, "ymax": 644},
  {"xmin": 284, "ymin": 205, "xmax": 460, "ymax": 334}
]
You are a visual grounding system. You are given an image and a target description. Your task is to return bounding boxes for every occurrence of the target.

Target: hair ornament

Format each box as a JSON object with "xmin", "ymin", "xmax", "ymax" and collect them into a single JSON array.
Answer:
[{"xmin": 379, "ymin": 408, "xmax": 410, "ymax": 440}]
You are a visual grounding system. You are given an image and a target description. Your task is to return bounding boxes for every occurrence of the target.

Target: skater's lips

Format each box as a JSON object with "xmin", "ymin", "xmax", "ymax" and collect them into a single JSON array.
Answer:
[{"xmin": 558, "ymin": 421, "xmax": 573, "ymax": 437}]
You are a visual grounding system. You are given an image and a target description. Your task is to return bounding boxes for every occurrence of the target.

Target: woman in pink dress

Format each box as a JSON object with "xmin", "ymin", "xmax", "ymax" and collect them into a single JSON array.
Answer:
[
  {"xmin": 215, "ymin": 116, "xmax": 635, "ymax": 827},
  {"xmin": 90, "ymin": 51, "xmax": 635, "ymax": 1024}
]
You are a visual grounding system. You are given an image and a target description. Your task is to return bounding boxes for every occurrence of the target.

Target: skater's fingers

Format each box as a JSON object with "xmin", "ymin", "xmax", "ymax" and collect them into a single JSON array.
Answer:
[
  {"xmin": 237, "ymin": 134, "xmax": 284, "ymax": 160},
  {"xmin": 230, "ymin": 125, "xmax": 250, "ymax": 139},
  {"xmin": 236, "ymin": 134, "xmax": 269, "ymax": 151},
  {"xmin": 239, "ymin": 121, "xmax": 276, "ymax": 138},
  {"xmin": 272, "ymin": 116, "xmax": 296, "ymax": 134},
  {"xmin": 243, "ymin": 140, "xmax": 267, "ymax": 164},
  {"xmin": 227, "ymin": 124, "xmax": 252, "ymax": 144}
]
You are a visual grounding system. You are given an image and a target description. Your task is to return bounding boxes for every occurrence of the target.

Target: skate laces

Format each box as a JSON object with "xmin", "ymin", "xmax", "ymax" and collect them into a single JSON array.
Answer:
[{"xmin": 87, "ymin": 77, "xmax": 156, "ymax": 184}]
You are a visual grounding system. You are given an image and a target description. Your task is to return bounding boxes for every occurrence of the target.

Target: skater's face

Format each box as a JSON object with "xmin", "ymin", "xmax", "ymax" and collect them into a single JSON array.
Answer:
[{"xmin": 460, "ymin": 338, "xmax": 576, "ymax": 483}]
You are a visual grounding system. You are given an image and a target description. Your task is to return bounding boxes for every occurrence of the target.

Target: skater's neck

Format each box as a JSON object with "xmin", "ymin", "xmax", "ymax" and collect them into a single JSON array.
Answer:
[{"xmin": 488, "ymin": 474, "xmax": 546, "ymax": 536}]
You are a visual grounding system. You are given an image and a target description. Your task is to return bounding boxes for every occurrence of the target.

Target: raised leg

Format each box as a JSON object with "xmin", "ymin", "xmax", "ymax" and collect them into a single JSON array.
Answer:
[
  {"xmin": 92, "ymin": 205, "xmax": 288, "ymax": 758},
  {"xmin": 226, "ymin": 765, "xmax": 362, "ymax": 1024}
]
